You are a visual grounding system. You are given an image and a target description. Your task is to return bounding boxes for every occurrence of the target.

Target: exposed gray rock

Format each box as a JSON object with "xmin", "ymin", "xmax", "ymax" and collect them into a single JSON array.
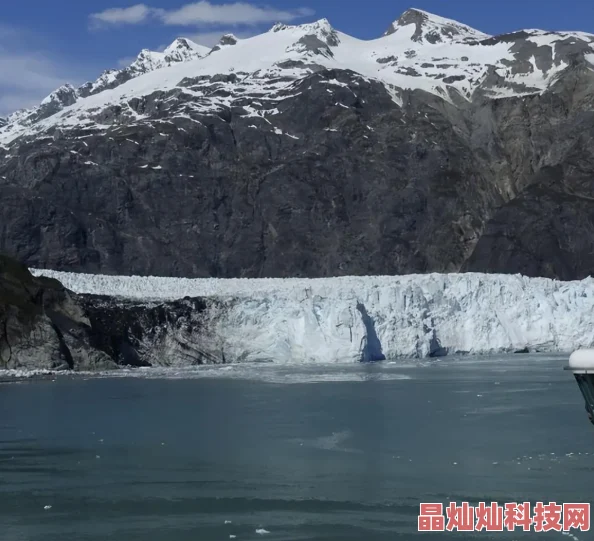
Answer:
[
  {"xmin": 0, "ymin": 254, "xmax": 115, "ymax": 370},
  {"xmin": 0, "ymin": 253, "xmax": 218, "ymax": 370},
  {"xmin": 78, "ymin": 295, "xmax": 219, "ymax": 367},
  {"xmin": 443, "ymin": 75, "xmax": 466, "ymax": 84},
  {"xmin": 1, "ymin": 61, "xmax": 594, "ymax": 280},
  {"xmin": 211, "ymin": 34, "xmax": 238, "ymax": 52},
  {"xmin": 295, "ymin": 34, "xmax": 335, "ymax": 58},
  {"xmin": 27, "ymin": 84, "xmax": 78, "ymax": 123},
  {"xmin": 377, "ymin": 56, "xmax": 398, "ymax": 64}
]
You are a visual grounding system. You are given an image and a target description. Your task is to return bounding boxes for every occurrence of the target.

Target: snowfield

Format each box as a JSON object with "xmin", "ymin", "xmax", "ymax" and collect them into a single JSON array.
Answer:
[
  {"xmin": 1, "ymin": 9, "xmax": 593, "ymax": 145},
  {"xmin": 30, "ymin": 269, "xmax": 594, "ymax": 363}
]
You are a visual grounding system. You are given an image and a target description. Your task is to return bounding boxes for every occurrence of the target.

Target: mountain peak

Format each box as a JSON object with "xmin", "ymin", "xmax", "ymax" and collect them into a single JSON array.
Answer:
[
  {"xmin": 165, "ymin": 37, "xmax": 197, "ymax": 52},
  {"xmin": 310, "ymin": 18, "xmax": 332, "ymax": 28},
  {"xmin": 130, "ymin": 49, "xmax": 167, "ymax": 73},
  {"xmin": 269, "ymin": 18, "xmax": 334, "ymax": 34},
  {"xmin": 270, "ymin": 22, "xmax": 289, "ymax": 32},
  {"xmin": 384, "ymin": 7, "xmax": 490, "ymax": 43},
  {"xmin": 163, "ymin": 37, "xmax": 209, "ymax": 61},
  {"xmin": 220, "ymin": 33, "xmax": 238, "ymax": 44},
  {"xmin": 300, "ymin": 18, "xmax": 334, "ymax": 34},
  {"xmin": 210, "ymin": 33, "xmax": 239, "ymax": 53},
  {"xmin": 40, "ymin": 84, "xmax": 77, "ymax": 107}
]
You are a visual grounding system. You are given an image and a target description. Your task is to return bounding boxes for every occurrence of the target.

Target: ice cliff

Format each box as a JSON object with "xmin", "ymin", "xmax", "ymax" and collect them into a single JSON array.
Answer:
[{"xmin": 28, "ymin": 270, "xmax": 594, "ymax": 364}]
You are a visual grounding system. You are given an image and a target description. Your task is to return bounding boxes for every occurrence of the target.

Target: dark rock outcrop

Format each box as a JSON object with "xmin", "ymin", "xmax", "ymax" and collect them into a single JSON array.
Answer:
[
  {"xmin": 79, "ymin": 294, "xmax": 219, "ymax": 366},
  {"xmin": 0, "ymin": 253, "xmax": 113, "ymax": 370},
  {"xmin": 2, "ymin": 63, "xmax": 594, "ymax": 280},
  {"xmin": 0, "ymin": 253, "xmax": 215, "ymax": 370}
]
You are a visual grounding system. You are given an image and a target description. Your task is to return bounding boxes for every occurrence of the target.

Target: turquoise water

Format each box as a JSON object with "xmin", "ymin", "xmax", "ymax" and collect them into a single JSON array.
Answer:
[{"xmin": 0, "ymin": 355, "xmax": 592, "ymax": 540}]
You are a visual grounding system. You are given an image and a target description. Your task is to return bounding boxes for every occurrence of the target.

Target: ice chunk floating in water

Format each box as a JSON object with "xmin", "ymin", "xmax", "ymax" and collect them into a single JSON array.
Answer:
[{"xmin": 29, "ymin": 269, "xmax": 594, "ymax": 363}]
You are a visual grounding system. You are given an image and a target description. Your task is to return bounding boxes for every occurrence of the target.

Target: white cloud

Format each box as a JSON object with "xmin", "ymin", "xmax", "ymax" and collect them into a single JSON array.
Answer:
[
  {"xmin": 89, "ymin": 1, "xmax": 314, "ymax": 28},
  {"xmin": 90, "ymin": 4, "xmax": 155, "ymax": 27},
  {"xmin": 161, "ymin": 2, "xmax": 314, "ymax": 26}
]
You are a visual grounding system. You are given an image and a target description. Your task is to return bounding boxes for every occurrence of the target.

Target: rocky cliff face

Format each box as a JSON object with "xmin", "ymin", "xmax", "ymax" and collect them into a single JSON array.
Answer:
[
  {"xmin": 78, "ymin": 294, "xmax": 222, "ymax": 367},
  {"xmin": 1, "ymin": 9, "xmax": 594, "ymax": 280},
  {"xmin": 0, "ymin": 254, "xmax": 217, "ymax": 370},
  {"xmin": 0, "ymin": 254, "xmax": 112, "ymax": 370}
]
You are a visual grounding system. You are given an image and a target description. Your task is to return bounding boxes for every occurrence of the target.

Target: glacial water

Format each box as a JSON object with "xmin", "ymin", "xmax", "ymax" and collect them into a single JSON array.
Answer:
[{"xmin": 1, "ymin": 354, "xmax": 592, "ymax": 540}]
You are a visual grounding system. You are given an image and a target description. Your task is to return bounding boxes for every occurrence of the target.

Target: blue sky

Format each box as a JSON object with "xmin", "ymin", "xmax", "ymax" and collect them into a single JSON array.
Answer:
[{"xmin": 2, "ymin": 0, "xmax": 594, "ymax": 116}]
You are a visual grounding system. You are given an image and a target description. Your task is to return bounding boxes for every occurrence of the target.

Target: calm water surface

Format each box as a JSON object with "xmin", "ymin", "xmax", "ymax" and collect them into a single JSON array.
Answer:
[{"xmin": 1, "ymin": 355, "xmax": 593, "ymax": 541}]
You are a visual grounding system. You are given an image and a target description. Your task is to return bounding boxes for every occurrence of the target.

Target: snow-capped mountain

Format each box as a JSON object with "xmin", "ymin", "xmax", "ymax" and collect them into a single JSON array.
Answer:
[
  {"xmin": 1, "ymin": 8, "xmax": 594, "ymax": 281},
  {"xmin": 79, "ymin": 37, "xmax": 210, "ymax": 97},
  {"xmin": 3, "ymin": 37, "xmax": 209, "ymax": 130},
  {"xmin": 383, "ymin": 8, "xmax": 490, "ymax": 42},
  {"xmin": 1, "ymin": 8, "xmax": 593, "ymax": 144}
]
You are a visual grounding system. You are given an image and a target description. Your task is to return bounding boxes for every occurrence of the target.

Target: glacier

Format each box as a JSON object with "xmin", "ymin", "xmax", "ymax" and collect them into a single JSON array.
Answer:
[{"xmin": 29, "ymin": 269, "xmax": 594, "ymax": 364}]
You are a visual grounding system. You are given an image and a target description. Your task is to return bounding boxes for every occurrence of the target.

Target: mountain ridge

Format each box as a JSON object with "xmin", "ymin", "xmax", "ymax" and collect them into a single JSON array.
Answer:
[
  {"xmin": 2, "ymin": 8, "xmax": 593, "ymax": 140},
  {"xmin": 1, "ymin": 8, "xmax": 594, "ymax": 281},
  {"xmin": 2, "ymin": 36, "xmax": 210, "ymax": 129}
]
